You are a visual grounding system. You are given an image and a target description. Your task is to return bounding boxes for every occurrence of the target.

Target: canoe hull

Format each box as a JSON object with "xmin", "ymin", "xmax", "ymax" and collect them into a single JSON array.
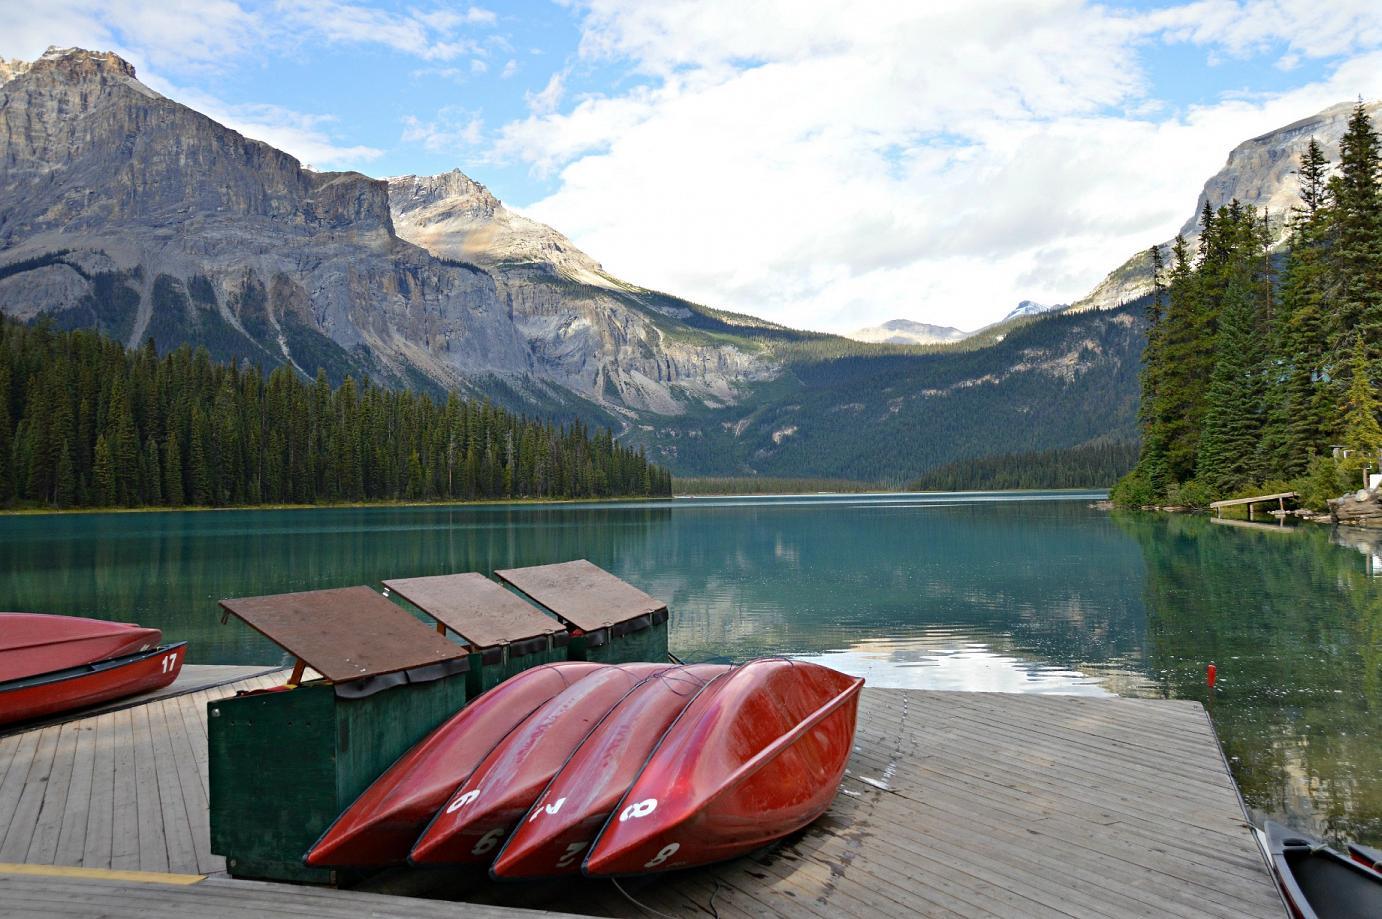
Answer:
[
  {"xmin": 1263, "ymin": 821, "xmax": 1382, "ymax": 919},
  {"xmin": 492, "ymin": 663, "xmax": 729, "ymax": 879},
  {"xmin": 410, "ymin": 662, "xmax": 672, "ymax": 866},
  {"xmin": 0, "ymin": 612, "xmax": 161, "ymax": 683},
  {"xmin": 584, "ymin": 658, "xmax": 862, "ymax": 877},
  {"xmin": 0, "ymin": 642, "xmax": 186, "ymax": 727},
  {"xmin": 304, "ymin": 661, "xmax": 605, "ymax": 868}
]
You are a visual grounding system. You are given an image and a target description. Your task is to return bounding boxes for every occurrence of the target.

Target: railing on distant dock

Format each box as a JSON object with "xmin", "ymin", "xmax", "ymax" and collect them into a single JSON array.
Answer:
[{"xmin": 1209, "ymin": 491, "xmax": 1298, "ymax": 519}]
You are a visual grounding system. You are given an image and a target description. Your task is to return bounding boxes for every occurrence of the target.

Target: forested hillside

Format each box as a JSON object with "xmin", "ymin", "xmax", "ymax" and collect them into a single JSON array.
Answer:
[
  {"xmin": 911, "ymin": 441, "xmax": 1138, "ymax": 491},
  {"xmin": 0, "ymin": 320, "xmax": 671, "ymax": 510},
  {"xmin": 630, "ymin": 302, "xmax": 1143, "ymax": 483},
  {"xmin": 1116, "ymin": 103, "xmax": 1382, "ymax": 509}
]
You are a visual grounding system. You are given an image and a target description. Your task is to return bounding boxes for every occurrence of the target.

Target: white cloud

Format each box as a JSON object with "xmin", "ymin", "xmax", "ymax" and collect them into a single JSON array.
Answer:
[
  {"xmin": 401, "ymin": 108, "xmax": 485, "ymax": 154},
  {"xmin": 0, "ymin": 1, "xmax": 261, "ymax": 73},
  {"xmin": 492, "ymin": 0, "xmax": 1382, "ymax": 332}
]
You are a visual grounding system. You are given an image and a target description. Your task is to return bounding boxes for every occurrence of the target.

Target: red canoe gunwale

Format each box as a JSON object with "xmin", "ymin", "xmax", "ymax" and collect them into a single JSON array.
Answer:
[
  {"xmin": 303, "ymin": 661, "xmax": 606, "ymax": 869},
  {"xmin": 0, "ymin": 612, "xmax": 162, "ymax": 683},
  {"xmin": 582, "ymin": 658, "xmax": 863, "ymax": 878},
  {"xmin": 490, "ymin": 663, "xmax": 730, "ymax": 881},
  {"xmin": 408, "ymin": 662, "xmax": 673, "ymax": 867},
  {"xmin": 0, "ymin": 641, "xmax": 187, "ymax": 728}
]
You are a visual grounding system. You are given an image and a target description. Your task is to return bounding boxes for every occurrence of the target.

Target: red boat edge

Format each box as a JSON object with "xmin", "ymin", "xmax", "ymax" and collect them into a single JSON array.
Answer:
[
  {"xmin": 582, "ymin": 658, "xmax": 863, "ymax": 878},
  {"xmin": 409, "ymin": 662, "xmax": 673, "ymax": 867},
  {"xmin": 303, "ymin": 661, "xmax": 606, "ymax": 869},
  {"xmin": 0, "ymin": 612, "xmax": 162, "ymax": 682},
  {"xmin": 0, "ymin": 641, "xmax": 187, "ymax": 728},
  {"xmin": 491, "ymin": 663, "xmax": 730, "ymax": 880}
]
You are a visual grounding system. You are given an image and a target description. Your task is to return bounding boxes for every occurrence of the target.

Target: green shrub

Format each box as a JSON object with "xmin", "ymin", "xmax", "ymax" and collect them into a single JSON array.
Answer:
[{"xmin": 1110, "ymin": 470, "xmax": 1157, "ymax": 507}]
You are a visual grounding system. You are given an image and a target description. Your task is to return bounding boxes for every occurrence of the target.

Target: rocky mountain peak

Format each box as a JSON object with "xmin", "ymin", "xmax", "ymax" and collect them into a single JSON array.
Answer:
[
  {"xmin": 388, "ymin": 171, "xmax": 606, "ymax": 281},
  {"xmin": 1072, "ymin": 99, "xmax": 1382, "ymax": 313}
]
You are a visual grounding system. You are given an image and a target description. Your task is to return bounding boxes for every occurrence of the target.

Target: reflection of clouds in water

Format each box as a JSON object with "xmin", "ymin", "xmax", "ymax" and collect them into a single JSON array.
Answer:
[{"xmin": 790, "ymin": 636, "xmax": 1116, "ymax": 697}]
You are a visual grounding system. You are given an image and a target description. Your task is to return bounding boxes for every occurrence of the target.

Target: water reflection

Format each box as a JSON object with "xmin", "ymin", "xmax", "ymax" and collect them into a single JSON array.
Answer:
[
  {"xmin": 0, "ymin": 491, "xmax": 1376, "ymax": 846},
  {"xmin": 792, "ymin": 634, "xmax": 1120, "ymax": 696}
]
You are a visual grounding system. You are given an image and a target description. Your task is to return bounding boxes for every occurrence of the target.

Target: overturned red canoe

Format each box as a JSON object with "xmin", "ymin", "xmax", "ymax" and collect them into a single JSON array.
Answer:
[
  {"xmin": 492, "ymin": 663, "xmax": 729, "ymax": 880},
  {"xmin": 0, "ymin": 612, "xmax": 162, "ymax": 683},
  {"xmin": 305, "ymin": 661, "xmax": 605, "ymax": 868},
  {"xmin": 583, "ymin": 658, "xmax": 862, "ymax": 877},
  {"xmin": 410, "ymin": 662, "xmax": 673, "ymax": 866},
  {"xmin": 0, "ymin": 642, "xmax": 186, "ymax": 727}
]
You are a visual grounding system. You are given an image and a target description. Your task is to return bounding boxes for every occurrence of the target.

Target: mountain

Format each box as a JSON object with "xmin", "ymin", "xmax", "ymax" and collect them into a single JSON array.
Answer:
[
  {"xmin": 0, "ymin": 46, "xmax": 1152, "ymax": 482},
  {"xmin": 846, "ymin": 318, "xmax": 967, "ymax": 346},
  {"xmin": 1002, "ymin": 300, "xmax": 1063, "ymax": 322},
  {"xmin": 1072, "ymin": 100, "xmax": 1382, "ymax": 312},
  {"xmin": 0, "ymin": 47, "xmax": 769, "ymax": 420}
]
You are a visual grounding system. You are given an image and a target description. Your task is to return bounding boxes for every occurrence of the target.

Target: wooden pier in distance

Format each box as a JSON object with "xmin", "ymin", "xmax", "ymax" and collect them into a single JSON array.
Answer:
[
  {"xmin": 1209, "ymin": 491, "xmax": 1298, "ymax": 520},
  {"xmin": 1, "ymin": 667, "xmax": 1287, "ymax": 917}
]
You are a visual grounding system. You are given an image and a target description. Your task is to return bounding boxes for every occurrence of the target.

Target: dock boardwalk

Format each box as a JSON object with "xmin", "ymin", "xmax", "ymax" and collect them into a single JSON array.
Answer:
[{"xmin": 0, "ymin": 676, "xmax": 1286, "ymax": 918}]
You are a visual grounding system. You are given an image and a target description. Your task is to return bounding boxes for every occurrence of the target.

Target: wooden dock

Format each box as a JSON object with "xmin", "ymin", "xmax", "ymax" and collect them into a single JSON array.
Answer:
[
  {"xmin": 1, "ymin": 667, "xmax": 1287, "ymax": 918},
  {"xmin": 1209, "ymin": 491, "xmax": 1298, "ymax": 519}
]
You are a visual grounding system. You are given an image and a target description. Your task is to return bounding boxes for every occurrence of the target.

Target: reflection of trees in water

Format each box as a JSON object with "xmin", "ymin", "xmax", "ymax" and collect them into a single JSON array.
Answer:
[
  {"xmin": 619, "ymin": 502, "xmax": 1152, "ymax": 675},
  {"xmin": 0, "ymin": 505, "xmax": 673, "ymax": 665},
  {"xmin": 1115, "ymin": 511, "xmax": 1381, "ymax": 846}
]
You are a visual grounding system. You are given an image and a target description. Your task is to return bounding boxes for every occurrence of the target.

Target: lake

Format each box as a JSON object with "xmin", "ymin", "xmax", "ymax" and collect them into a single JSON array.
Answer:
[{"xmin": 0, "ymin": 491, "xmax": 1376, "ymax": 847}]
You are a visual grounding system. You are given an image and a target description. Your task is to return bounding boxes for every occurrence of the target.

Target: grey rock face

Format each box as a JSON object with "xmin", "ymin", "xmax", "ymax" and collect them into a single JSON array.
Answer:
[
  {"xmin": 0, "ymin": 47, "xmax": 766, "ymax": 413},
  {"xmin": 387, "ymin": 171, "xmax": 772, "ymax": 414},
  {"xmin": 1072, "ymin": 100, "xmax": 1382, "ymax": 313}
]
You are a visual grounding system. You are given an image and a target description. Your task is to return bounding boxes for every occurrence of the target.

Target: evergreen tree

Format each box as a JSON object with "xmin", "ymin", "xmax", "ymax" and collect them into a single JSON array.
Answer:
[
  {"xmin": 1331, "ymin": 103, "xmax": 1382, "ymax": 355},
  {"xmin": 1197, "ymin": 276, "xmax": 1266, "ymax": 493},
  {"xmin": 55, "ymin": 439, "xmax": 76, "ymax": 508},
  {"xmin": 163, "ymin": 429, "xmax": 184, "ymax": 506},
  {"xmin": 1341, "ymin": 337, "xmax": 1382, "ymax": 456},
  {"xmin": 92, "ymin": 434, "xmax": 115, "ymax": 506},
  {"xmin": 144, "ymin": 436, "xmax": 162, "ymax": 505}
]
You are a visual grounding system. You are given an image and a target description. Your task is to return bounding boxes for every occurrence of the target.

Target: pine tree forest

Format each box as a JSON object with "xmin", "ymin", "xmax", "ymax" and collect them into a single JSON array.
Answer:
[
  {"xmin": 0, "ymin": 319, "xmax": 672, "ymax": 510},
  {"xmin": 1115, "ymin": 102, "xmax": 1382, "ymax": 510}
]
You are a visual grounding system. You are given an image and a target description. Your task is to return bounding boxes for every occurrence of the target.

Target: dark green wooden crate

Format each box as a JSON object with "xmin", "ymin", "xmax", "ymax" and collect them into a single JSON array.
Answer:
[
  {"xmin": 208, "ymin": 673, "xmax": 468, "ymax": 883},
  {"xmin": 567, "ymin": 610, "xmax": 668, "ymax": 664}
]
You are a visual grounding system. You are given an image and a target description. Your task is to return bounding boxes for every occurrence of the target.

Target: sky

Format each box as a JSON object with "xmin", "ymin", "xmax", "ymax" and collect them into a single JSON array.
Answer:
[{"xmin": 4, "ymin": 1, "xmax": 1382, "ymax": 333}]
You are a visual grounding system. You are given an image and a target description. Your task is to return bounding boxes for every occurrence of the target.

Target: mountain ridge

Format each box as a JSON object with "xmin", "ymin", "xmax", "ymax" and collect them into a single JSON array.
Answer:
[{"xmin": 0, "ymin": 46, "xmax": 1343, "ymax": 481}]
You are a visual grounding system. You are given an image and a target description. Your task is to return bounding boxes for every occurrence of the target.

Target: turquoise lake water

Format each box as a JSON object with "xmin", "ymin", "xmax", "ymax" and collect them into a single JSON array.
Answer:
[{"xmin": 0, "ymin": 491, "xmax": 1376, "ymax": 845}]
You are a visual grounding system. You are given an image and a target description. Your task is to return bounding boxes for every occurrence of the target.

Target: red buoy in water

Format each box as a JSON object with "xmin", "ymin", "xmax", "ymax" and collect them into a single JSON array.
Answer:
[{"xmin": 1206, "ymin": 662, "xmax": 1217, "ymax": 690}]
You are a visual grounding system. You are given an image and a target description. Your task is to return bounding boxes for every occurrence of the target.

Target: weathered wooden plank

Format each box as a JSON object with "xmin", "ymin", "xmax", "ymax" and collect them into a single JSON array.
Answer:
[
  {"xmin": 53, "ymin": 720, "xmax": 97, "ymax": 866},
  {"xmin": 81, "ymin": 712, "xmax": 116, "ymax": 868},
  {"xmin": 128, "ymin": 704, "xmax": 169, "ymax": 872},
  {"xmin": 0, "ymin": 731, "xmax": 40, "ymax": 846},
  {"xmin": 109, "ymin": 709, "xmax": 139, "ymax": 870},
  {"xmin": 145, "ymin": 703, "xmax": 196, "ymax": 874},
  {"xmin": 0, "ymin": 726, "xmax": 59, "ymax": 862}
]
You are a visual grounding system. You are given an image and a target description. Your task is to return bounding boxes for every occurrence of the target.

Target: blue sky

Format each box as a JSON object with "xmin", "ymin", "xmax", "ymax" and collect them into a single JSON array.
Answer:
[{"xmin": 5, "ymin": 1, "xmax": 1382, "ymax": 331}]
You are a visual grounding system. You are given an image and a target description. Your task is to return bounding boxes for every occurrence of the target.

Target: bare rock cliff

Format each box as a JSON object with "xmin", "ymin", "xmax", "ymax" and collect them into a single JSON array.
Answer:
[{"xmin": 1071, "ymin": 100, "xmax": 1382, "ymax": 313}]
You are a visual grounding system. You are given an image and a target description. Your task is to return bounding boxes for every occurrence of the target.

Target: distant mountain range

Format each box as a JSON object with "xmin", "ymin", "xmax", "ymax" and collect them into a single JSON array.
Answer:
[
  {"xmin": 848, "ymin": 301, "xmax": 1064, "ymax": 346},
  {"xmin": 0, "ymin": 47, "xmax": 1363, "ymax": 481}
]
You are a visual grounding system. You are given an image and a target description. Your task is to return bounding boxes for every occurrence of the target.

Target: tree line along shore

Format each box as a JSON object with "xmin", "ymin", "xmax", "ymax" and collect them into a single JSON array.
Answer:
[
  {"xmin": 0, "ymin": 319, "xmax": 672, "ymax": 511},
  {"xmin": 1115, "ymin": 103, "xmax": 1382, "ymax": 513}
]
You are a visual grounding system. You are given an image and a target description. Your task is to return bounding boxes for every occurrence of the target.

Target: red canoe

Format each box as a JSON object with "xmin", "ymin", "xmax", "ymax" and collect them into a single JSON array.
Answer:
[
  {"xmin": 0, "ymin": 642, "xmax": 187, "ymax": 727},
  {"xmin": 305, "ymin": 661, "xmax": 605, "ymax": 868},
  {"xmin": 492, "ymin": 663, "xmax": 729, "ymax": 879},
  {"xmin": 0, "ymin": 612, "xmax": 161, "ymax": 682},
  {"xmin": 410, "ymin": 662, "xmax": 673, "ymax": 866},
  {"xmin": 582, "ymin": 658, "xmax": 862, "ymax": 877}
]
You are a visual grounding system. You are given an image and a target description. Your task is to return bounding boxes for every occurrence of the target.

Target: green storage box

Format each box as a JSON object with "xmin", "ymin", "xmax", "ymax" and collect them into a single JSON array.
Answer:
[
  {"xmin": 383, "ymin": 573, "xmax": 570, "ymax": 696},
  {"xmin": 208, "ymin": 673, "xmax": 467, "ymax": 883},
  {"xmin": 496, "ymin": 560, "xmax": 670, "ymax": 665},
  {"xmin": 210, "ymin": 586, "xmax": 471, "ymax": 883}
]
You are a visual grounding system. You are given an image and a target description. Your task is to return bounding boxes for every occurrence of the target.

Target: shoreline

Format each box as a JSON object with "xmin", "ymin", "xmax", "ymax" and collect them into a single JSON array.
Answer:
[{"xmin": 0, "ymin": 494, "xmax": 663, "ymax": 518}]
